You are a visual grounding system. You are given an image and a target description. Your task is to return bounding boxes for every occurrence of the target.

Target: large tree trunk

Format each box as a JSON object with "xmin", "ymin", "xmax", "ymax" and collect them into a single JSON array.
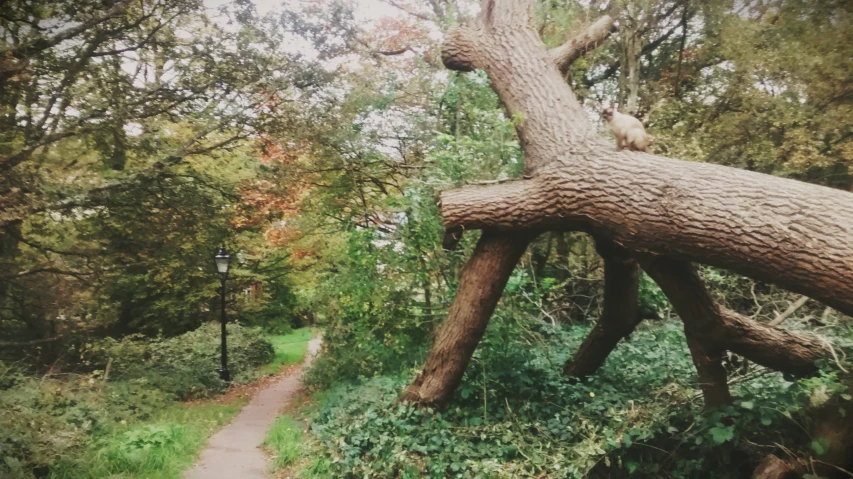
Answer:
[
  {"xmin": 404, "ymin": 0, "xmax": 846, "ymax": 407},
  {"xmin": 435, "ymin": 0, "xmax": 853, "ymax": 316},
  {"xmin": 399, "ymin": 232, "xmax": 531, "ymax": 406},
  {"xmin": 400, "ymin": 10, "xmax": 619, "ymax": 406},
  {"xmin": 641, "ymin": 257, "xmax": 829, "ymax": 378},
  {"xmin": 564, "ymin": 240, "xmax": 641, "ymax": 377},
  {"xmin": 440, "ymin": 161, "xmax": 853, "ymax": 317}
]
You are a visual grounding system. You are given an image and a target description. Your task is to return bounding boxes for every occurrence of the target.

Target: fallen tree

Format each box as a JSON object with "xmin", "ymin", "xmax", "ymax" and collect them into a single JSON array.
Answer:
[{"xmin": 401, "ymin": 0, "xmax": 844, "ymax": 407}]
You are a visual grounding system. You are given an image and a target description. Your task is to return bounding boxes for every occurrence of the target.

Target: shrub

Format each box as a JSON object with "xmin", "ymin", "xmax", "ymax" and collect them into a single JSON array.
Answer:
[
  {"xmin": 0, "ymin": 360, "xmax": 27, "ymax": 391},
  {"xmin": 302, "ymin": 318, "xmax": 852, "ymax": 478},
  {"xmin": 0, "ymin": 322, "xmax": 274, "ymax": 477},
  {"xmin": 133, "ymin": 322, "xmax": 274, "ymax": 399},
  {"xmin": 0, "ymin": 378, "xmax": 106, "ymax": 478}
]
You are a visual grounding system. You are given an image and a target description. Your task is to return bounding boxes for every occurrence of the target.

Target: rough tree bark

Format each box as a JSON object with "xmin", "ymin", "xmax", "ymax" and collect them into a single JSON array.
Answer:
[
  {"xmin": 400, "ymin": 9, "xmax": 619, "ymax": 407},
  {"xmin": 563, "ymin": 240, "xmax": 641, "ymax": 378},
  {"xmin": 435, "ymin": 0, "xmax": 853, "ymax": 316},
  {"xmin": 399, "ymin": 232, "xmax": 531, "ymax": 405},
  {"xmin": 440, "ymin": 166, "xmax": 853, "ymax": 317},
  {"xmin": 551, "ymin": 15, "xmax": 617, "ymax": 77},
  {"xmin": 641, "ymin": 257, "xmax": 829, "ymax": 378},
  {"xmin": 404, "ymin": 0, "xmax": 845, "ymax": 407}
]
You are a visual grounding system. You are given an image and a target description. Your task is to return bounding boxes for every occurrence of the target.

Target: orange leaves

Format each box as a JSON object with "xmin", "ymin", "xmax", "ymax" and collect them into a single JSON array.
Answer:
[
  {"xmin": 263, "ymin": 225, "xmax": 302, "ymax": 247},
  {"xmin": 232, "ymin": 179, "xmax": 303, "ymax": 230},
  {"xmin": 258, "ymin": 137, "xmax": 306, "ymax": 166}
]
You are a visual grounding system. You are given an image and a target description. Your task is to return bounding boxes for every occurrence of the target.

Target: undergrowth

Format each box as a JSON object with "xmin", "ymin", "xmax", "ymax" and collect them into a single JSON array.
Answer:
[
  {"xmin": 277, "ymin": 318, "xmax": 852, "ymax": 478},
  {"xmin": 50, "ymin": 398, "xmax": 246, "ymax": 478},
  {"xmin": 0, "ymin": 323, "xmax": 286, "ymax": 478}
]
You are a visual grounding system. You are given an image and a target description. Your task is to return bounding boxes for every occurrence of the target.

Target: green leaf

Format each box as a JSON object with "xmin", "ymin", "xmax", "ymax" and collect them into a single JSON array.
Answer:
[
  {"xmin": 811, "ymin": 438, "xmax": 829, "ymax": 456},
  {"xmin": 740, "ymin": 401, "xmax": 754, "ymax": 410},
  {"xmin": 710, "ymin": 425, "xmax": 734, "ymax": 444}
]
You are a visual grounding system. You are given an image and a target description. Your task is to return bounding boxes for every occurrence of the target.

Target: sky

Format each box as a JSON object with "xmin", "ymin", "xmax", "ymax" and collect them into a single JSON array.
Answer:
[
  {"xmin": 203, "ymin": 0, "xmax": 409, "ymax": 22},
  {"xmin": 201, "ymin": 0, "xmax": 430, "ymax": 62}
]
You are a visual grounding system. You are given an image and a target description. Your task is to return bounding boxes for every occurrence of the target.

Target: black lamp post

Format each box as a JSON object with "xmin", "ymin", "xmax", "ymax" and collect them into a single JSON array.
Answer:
[{"xmin": 214, "ymin": 246, "xmax": 231, "ymax": 382}]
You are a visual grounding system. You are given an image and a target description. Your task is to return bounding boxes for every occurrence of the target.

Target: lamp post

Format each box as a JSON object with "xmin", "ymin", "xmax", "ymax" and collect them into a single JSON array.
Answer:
[{"xmin": 214, "ymin": 246, "xmax": 231, "ymax": 382}]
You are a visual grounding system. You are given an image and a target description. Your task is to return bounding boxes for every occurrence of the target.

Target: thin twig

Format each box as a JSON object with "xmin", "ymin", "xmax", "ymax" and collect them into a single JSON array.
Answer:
[{"xmin": 769, "ymin": 295, "xmax": 810, "ymax": 327}]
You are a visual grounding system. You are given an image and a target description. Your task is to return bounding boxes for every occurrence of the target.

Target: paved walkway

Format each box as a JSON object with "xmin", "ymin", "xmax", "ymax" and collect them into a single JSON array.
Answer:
[{"xmin": 185, "ymin": 337, "xmax": 322, "ymax": 479}]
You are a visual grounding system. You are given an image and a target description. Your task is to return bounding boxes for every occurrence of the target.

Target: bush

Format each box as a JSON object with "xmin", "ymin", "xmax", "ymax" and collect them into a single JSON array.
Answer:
[
  {"xmin": 302, "ymin": 319, "xmax": 427, "ymax": 391},
  {"xmin": 302, "ymin": 318, "xmax": 853, "ymax": 478},
  {"xmin": 0, "ymin": 322, "xmax": 274, "ymax": 477},
  {"xmin": 130, "ymin": 322, "xmax": 273, "ymax": 400},
  {"xmin": 0, "ymin": 360, "xmax": 27, "ymax": 391},
  {"xmin": 0, "ymin": 378, "xmax": 106, "ymax": 478}
]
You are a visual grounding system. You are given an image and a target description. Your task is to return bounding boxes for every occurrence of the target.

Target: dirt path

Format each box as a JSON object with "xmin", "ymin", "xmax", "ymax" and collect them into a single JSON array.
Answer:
[{"xmin": 184, "ymin": 337, "xmax": 322, "ymax": 479}]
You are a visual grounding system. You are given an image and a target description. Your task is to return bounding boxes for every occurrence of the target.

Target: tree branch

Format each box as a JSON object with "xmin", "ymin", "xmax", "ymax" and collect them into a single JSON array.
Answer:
[
  {"xmin": 5, "ymin": 0, "xmax": 136, "ymax": 59},
  {"xmin": 550, "ymin": 15, "xmax": 616, "ymax": 75},
  {"xmin": 564, "ymin": 239, "xmax": 641, "ymax": 377},
  {"xmin": 768, "ymin": 295, "xmax": 810, "ymax": 327},
  {"xmin": 641, "ymin": 257, "xmax": 830, "ymax": 377},
  {"xmin": 438, "ymin": 148, "xmax": 853, "ymax": 317}
]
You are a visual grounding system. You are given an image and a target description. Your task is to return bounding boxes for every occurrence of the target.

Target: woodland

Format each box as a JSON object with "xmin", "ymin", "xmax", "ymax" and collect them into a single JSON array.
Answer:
[{"xmin": 1, "ymin": 0, "xmax": 852, "ymax": 478}]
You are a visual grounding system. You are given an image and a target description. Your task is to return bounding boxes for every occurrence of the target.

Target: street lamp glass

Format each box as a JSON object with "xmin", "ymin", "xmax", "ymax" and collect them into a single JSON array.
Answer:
[{"xmin": 214, "ymin": 246, "xmax": 230, "ymax": 275}]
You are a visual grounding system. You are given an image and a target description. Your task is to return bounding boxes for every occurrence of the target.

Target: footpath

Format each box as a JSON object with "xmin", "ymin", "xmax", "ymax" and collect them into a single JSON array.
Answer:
[{"xmin": 184, "ymin": 336, "xmax": 323, "ymax": 479}]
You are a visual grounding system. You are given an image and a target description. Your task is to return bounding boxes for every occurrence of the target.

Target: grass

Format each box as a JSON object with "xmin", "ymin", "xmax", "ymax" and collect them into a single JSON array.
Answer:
[
  {"xmin": 49, "ymin": 327, "xmax": 315, "ymax": 478},
  {"xmin": 264, "ymin": 416, "xmax": 304, "ymax": 470},
  {"xmin": 51, "ymin": 396, "xmax": 247, "ymax": 479},
  {"xmin": 263, "ymin": 411, "xmax": 332, "ymax": 478},
  {"xmin": 259, "ymin": 327, "xmax": 316, "ymax": 375},
  {"xmin": 263, "ymin": 327, "xmax": 331, "ymax": 479}
]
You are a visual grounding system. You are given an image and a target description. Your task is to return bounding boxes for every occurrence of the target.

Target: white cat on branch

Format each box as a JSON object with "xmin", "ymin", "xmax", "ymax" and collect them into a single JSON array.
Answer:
[{"xmin": 600, "ymin": 103, "xmax": 649, "ymax": 152}]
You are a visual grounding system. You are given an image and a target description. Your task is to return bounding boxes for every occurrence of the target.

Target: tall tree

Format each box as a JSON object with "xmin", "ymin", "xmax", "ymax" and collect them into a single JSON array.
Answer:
[
  {"xmin": 401, "ymin": 0, "xmax": 847, "ymax": 407},
  {"xmin": 0, "ymin": 0, "xmax": 325, "ymax": 345}
]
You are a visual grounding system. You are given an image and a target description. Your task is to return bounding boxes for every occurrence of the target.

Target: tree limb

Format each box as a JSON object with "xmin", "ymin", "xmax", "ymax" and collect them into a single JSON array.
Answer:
[
  {"xmin": 4, "ymin": 0, "xmax": 136, "ymax": 59},
  {"xmin": 550, "ymin": 15, "xmax": 617, "ymax": 75},
  {"xmin": 768, "ymin": 295, "xmax": 810, "ymax": 327},
  {"xmin": 564, "ymin": 239, "xmax": 641, "ymax": 377}
]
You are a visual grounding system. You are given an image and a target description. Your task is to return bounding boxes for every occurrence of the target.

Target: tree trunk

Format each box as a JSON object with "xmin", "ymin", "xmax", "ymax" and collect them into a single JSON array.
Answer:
[
  {"xmin": 439, "ymin": 160, "xmax": 853, "ymax": 317},
  {"xmin": 624, "ymin": 34, "xmax": 641, "ymax": 114},
  {"xmin": 406, "ymin": 0, "xmax": 846, "ymax": 407},
  {"xmin": 399, "ymin": 231, "xmax": 532, "ymax": 406},
  {"xmin": 674, "ymin": 3, "xmax": 689, "ymax": 99},
  {"xmin": 564, "ymin": 240, "xmax": 641, "ymax": 377},
  {"xmin": 641, "ymin": 257, "xmax": 829, "ymax": 378},
  {"xmin": 683, "ymin": 333, "xmax": 732, "ymax": 407},
  {"xmin": 530, "ymin": 232, "xmax": 553, "ymax": 280},
  {"xmin": 436, "ymin": 1, "xmax": 853, "ymax": 316},
  {"xmin": 401, "ymin": 9, "xmax": 619, "ymax": 406}
]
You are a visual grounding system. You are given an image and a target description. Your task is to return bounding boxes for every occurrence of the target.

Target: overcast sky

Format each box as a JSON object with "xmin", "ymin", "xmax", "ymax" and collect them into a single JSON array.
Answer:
[{"xmin": 203, "ymin": 0, "xmax": 408, "ymax": 22}]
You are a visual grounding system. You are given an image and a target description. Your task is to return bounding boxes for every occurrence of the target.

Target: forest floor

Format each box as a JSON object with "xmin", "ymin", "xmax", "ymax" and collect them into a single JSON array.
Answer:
[{"xmin": 183, "ymin": 336, "xmax": 322, "ymax": 479}]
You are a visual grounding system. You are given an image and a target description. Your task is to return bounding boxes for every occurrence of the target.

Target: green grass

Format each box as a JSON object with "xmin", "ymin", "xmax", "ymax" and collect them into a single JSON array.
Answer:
[
  {"xmin": 51, "ymin": 397, "xmax": 247, "ymax": 479},
  {"xmin": 264, "ymin": 412, "xmax": 332, "ymax": 478},
  {"xmin": 259, "ymin": 327, "xmax": 315, "ymax": 375},
  {"xmin": 264, "ymin": 416, "xmax": 304, "ymax": 470},
  {"xmin": 49, "ymin": 328, "xmax": 314, "ymax": 478}
]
